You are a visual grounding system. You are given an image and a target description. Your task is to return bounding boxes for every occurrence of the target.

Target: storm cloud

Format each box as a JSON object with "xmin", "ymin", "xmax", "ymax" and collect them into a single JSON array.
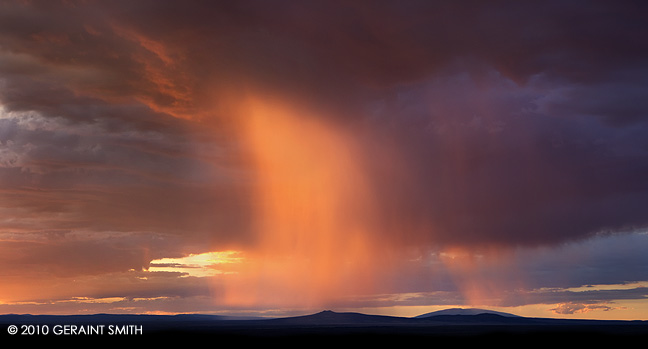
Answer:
[{"xmin": 1, "ymin": 0, "xmax": 648, "ymax": 316}]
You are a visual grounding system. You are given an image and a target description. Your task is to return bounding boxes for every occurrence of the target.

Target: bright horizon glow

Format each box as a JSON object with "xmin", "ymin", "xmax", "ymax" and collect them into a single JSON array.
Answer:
[{"xmin": 148, "ymin": 251, "xmax": 244, "ymax": 278}]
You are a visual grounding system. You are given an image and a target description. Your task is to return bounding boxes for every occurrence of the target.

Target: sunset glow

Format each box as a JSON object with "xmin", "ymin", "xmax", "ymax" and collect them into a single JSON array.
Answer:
[{"xmin": 218, "ymin": 98, "xmax": 386, "ymax": 308}]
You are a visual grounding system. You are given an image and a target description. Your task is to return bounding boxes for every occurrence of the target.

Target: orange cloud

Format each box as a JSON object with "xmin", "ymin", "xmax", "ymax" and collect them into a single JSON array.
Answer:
[
  {"xmin": 550, "ymin": 302, "xmax": 620, "ymax": 315},
  {"xmin": 216, "ymin": 97, "xmax": 390, "ymax": 308},
  {"xmin": 438, "ymin": 246, "xmax": 525, "ymax": 307}
]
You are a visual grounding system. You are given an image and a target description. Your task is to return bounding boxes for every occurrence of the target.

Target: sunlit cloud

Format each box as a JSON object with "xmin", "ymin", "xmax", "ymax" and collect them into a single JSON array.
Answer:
[
  {"xmin": 550, "ymin": 302, "xmax": 624, "ymax": 315},
  {"xmin": 62, "ymin": 297, "xmax": 126, "ymax": 304},
  {"xmin": 148, "ymin": 251, "xmax": 244, "ymax": 278},
  {"xmin": 564, "ymin": 282, "xmax": 648, "ymax": 293}
]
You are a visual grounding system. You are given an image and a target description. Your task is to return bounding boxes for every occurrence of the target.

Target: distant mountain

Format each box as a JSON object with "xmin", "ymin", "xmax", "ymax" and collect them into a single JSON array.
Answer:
[
  {"xmin": 0, "ymin": 313, "xmax": 227, "ymax": 323},
  {"xmin": 414, "ymin": 307, "xmax": 521, "ymax": 318},
  {"xmin": 260, "ymin": 310, "xmax": 419, "ymax": 326},
  {"xmin": 2, "ymin": 308, "xmax": 647, "ymax": 341}
]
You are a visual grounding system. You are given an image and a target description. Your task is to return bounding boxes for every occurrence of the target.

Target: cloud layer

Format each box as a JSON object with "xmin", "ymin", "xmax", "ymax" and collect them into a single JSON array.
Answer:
[{"xmin": 1, "ymin": 0, "xmax": 648, "ymax": 316}]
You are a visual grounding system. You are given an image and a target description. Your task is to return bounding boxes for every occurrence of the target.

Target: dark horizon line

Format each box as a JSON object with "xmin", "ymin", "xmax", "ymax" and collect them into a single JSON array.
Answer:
[{"xmin": 1, "ymin": 308, "xmax": 647, "ymax": 323}]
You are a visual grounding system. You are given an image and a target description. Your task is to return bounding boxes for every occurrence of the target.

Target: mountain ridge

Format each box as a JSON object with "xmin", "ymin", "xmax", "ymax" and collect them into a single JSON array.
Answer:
[
  {"xmin": 414, "ymin": 307, "xmax": 521, "ymax": 318},
  {"xmin": 2, "ymin": 308, "xmax": 647, "ymax": 335},
  {"xmin": 2, "ymin": 308, "xmax": 647, "ymax": 324},
  {"xmin": 3, "ymin": 309, "xmax": 647, "ymax": 343}
]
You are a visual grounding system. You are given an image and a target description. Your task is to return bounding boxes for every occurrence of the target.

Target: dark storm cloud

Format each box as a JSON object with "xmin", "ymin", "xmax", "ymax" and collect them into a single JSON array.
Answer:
[
  {"xmin": 3, "ymin": 0, "xmax": 647, "ymax": 104},
  {"xmin": 2, "ymin": 0, "xmax": 648, "ymax": 253},
  {"xmin": 356, "ymin": 68, "xmax": 648, "ymax": 247}
]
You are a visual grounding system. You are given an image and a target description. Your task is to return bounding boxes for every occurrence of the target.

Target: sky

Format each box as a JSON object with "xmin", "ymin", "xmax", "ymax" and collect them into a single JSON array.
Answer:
[{"xmin": 1, "ymin": 0, "xmax": 648, "ymax": 320}]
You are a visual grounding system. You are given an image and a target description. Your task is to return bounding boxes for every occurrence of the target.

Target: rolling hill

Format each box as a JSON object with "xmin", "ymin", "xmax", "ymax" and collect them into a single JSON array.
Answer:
[{"xmin": 414, "ymin": 307, "xmax": 521, "ymax": 318}]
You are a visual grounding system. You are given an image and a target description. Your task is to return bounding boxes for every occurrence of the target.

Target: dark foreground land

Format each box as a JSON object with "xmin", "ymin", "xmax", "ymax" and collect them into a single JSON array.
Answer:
[{"xmin": 1, "ymin": 310, "xmax": 647, "ymax": 344}]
